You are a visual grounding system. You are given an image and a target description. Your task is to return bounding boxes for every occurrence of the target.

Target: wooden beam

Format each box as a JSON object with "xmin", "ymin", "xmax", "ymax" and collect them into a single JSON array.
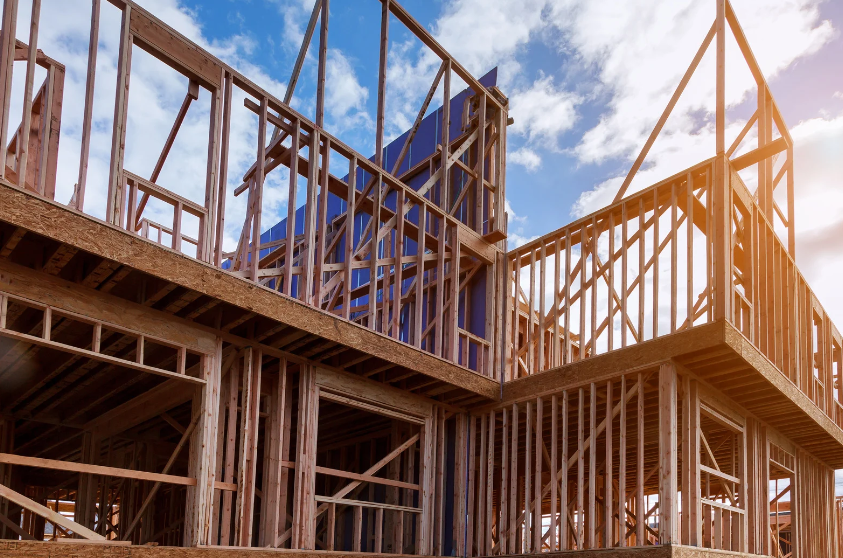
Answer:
[
  {"xmin": 613, "ymin": 22, "xmax": 715, "ymax": 202},
  {"xmin": 659, "ymin": 362, "xmax": 678, "ymax": 543},
  {"xmin": 380, "ymin": 0, "xmax": 502, "ymax": 112},
  {"xmin": 0, "ymin": 484, "xmax": 105, "ymax": 541},
  {"xmin": 730, "ymin": 136, "xmax": 787, "ymax": 171},
  {"xmin": 0, "ymin": 452, "xmax": 196, "ymax": 487},
  {"xmin": 121, "ymin": 411, "xmax": 201, "ymax": 540}
]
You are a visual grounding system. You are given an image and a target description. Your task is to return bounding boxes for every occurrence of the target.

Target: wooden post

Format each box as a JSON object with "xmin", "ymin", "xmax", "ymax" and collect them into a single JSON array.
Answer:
[
  {"xmin": 435, "ymin": 216, "xmax": 446, "ymax": 355},
  {"xmin": 235, "ymin": 348, "xmax": 262, "ymax": 546},
  {"xmin": 0, "ymin": 417, "xmax": 11, "ymax": 539},
  {"xmin": 0, "ymin": 0, "xmax": 18, "ymax": 182},
  {"xmin": 17, "ymin": 0, "xmax": 42, "ymax": 192},
  {"xmin": 485, "ymin": 410, "xmax": 494, "ymax": 555},
  {"xmin": 510, "ymin": 403, "xmax": 519, "ymax": 554},
  {"xmin": 214, "ymin": 72, "xmax": 233, "ymax": 266},
  {"xmin": 618, "ymin": 376, "xmax": 627, "ymax": 547},
  {"xmin": 449, "ymin": 222, "xmax": 460, "ymax": 362},
  {"xmin": 500, "ymin": 408, "xmax": 509, "ymax": 553},
  {"xmin": 75, "ymin": 431, "xmax": 99, "ymax": 529},
  {"xmin": 713, "ymin": 0, "xmax": 731, "ymax": 323},
  {"xmin": 314, "ymin": 0, "xmax": 328, "ymax": 127},
  {"xmin": 302, "ymin": 129, "xmax": 320, "ymax": 302},
  {"xmin": 201, "ymin": 76, "xmax": 223, "ymax": 263},
  {"xmin": 284, "ymin": 119, "xmax": 301, "ymax": 295},
  {"xmin": 441, "ymin": 61, "xmax": 451, "ymax": 211},
  {"xmin": 260, "ymin": 359, "xmax": 288, "ymax": 546},
  {"xmin": 577, "ymin": 388, "xmax": 584, "ymax": 549},
  {"xmin": 560, "ymin": 391, "xmax": 569, "ymax": 550},
  {"xmin": 681, "ymin": 375, "xmax": 701, "ymax": 545},
  {"xmin": 419, "ymin": 411, "xmax": 436, "ymax": 555},
  {"xmin": 375, "ymin": 0, "xmax": 389, "ymax": 167},
  {"xmin": 453, "ymin": 413, "xmax": 466, "ymax": 557},
  {"xmin": 344, "ymin": 156, "xmax": 357, "ymax": 320},
  {"xmin": 604, "ymin": 380, "xmax": 613, "ymax": 547},
  {"xmin": 434, "ymin": 407, "xmax": 446, "ymax": 556},
  {"xmin": 659, "ymin": 362, "xmax": 678, "ymax": 543},
  {"xmin": 550, "ymin": 394, "xmax": 558, "ymax": 551},
  {"xmin": 636, "ymin": 373, "xmax": 645, "ymax": 546},
  {"xmin": 534, "ymin": 397, "xmax": 543, "ymax": 553},
  {"xmin": 292, "ymin": 365, "xmax": 319, "ymax": 549},
  {"xmin": 475, "ymin": 92, "xmax": 486, "ymax": 234},
  {"xmin": 75, "ymin": 0, "xmax": 101, "ymax": 209},
  {"xmin": 314, "ymin": 138, "xmax": 331, "ymax": 306},
  {"xmin": 106, "ymin": 4, "xmax": 132, "ymax": 226},
  {"xmin": 184, "ymin": 339, "xmax": 222, "ymax": 546},
  {"xmin": 249, "ymin": 98, "xmax": 267, "ymax": 282},
  {"xmin": 369, "ymin": 174, "xmax": 383, "ymax": 331},
  {"xmin": 588, "ymin": 384, "xmax": 596, "ymax": 548},
  {"xmin": 524, "ymin": 400, "xmax": 532, "ymax": 552}
]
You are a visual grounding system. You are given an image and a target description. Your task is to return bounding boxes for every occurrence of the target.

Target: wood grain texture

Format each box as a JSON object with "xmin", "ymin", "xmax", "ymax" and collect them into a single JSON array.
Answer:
[{"xmin": 0, "ymin": 181, "xmax": 498, "ymax": 400}]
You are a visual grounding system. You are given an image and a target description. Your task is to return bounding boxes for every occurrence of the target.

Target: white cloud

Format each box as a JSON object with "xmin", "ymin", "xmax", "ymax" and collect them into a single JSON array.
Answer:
[
  {"xmin": 551, "ymin": 0, "xmax": 833, "ymax": 168},
  {"xmin": 504, "ymin": 199, "xmax": 538, "ymax": 249},
  {"xmin": 432, "ymin": 0, "xmax": 547, "ymax": 83},
  {"xmin": 408, "ymin": 0, "xmax": 831, "ymax": 230},
  {"xmin": 510, "ymin": 147, "xmax": 542, "ymax": 172},
  {"xmin": 324, "ymin": 50, "xmax": 371, "ymax": 133},
  {"xmin": 509, "ymin": 73, "xmax": 580, "ymax": 147},
  {"xmin": 382, "ymin": 0, "xmax": 565, "ymax": 156},
  {"xmin": 10, "ymin": 0, "xmax": 383, "ymax": 255},
  {"xmin": 790, "ymin": 113, "xmax": 843, "ymax": 326},
  {"xmin": 571, "ymin": 117, "xmax": 754, "ymax": 217},
  {"xmin": 558, "ymin": 0, "xmax": 834, "ymax": 227}
]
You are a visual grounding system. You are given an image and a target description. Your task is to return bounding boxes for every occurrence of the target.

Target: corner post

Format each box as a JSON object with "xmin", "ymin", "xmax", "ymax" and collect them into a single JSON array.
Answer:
[
  {"xmin": 659, "ymin": 361, "xmax": 679, "ymax": 543},
  {"xmin": 0, "ymin": 0, "xmax": 19, "ymax": 182},
  {"xmin": 75, "ymin": 431, "xmax": 100, "ymax": 530},
  {"xmin": 106, "ymin": 4, "xmax": 133, "ymax": 226},
  {"xmin": 712, "ymin": 0, "xmax": 732, "ymax": 323},
  {"xmin": 292, "ymin": 364, "xmax": 319, "ymax": 549},
  {"xmin": 184, "ymin": 338, "xmax": 222, "ymax": 546},
  {"xmin": 681, "ymin": 374, "xmax": 701, "ymax": 545}
]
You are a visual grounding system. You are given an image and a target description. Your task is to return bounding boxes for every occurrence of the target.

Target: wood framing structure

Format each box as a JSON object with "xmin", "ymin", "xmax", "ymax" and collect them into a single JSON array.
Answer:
[{"xmin": 0, "ymin": 0, "xmax": 839, "ymax": 557}]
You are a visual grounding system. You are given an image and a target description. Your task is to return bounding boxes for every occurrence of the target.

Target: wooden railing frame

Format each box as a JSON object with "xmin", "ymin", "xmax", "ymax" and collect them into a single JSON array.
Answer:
[{"xmin": 0, "ymin": 0, "xmax": 508, "ymax": 381}]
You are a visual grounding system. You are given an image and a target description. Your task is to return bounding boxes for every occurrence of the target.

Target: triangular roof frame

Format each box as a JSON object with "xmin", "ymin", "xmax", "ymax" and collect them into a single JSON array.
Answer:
[{"xmin": 614, "ymin": 0, "xmax": 795, "ymax": 255}]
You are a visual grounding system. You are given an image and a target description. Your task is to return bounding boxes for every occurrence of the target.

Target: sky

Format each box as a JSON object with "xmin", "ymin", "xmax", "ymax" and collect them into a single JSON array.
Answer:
[
  {"xmin": 10, "ymin": 0, "xmax": 843, "ymax": 483},
  {"xmin": 20, "ymin": 0, "xmax": 840, "ymax": 320}
]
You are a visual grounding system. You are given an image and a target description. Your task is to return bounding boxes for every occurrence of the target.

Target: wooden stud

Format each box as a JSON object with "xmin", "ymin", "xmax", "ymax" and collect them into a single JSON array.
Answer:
[
  {"xmin": 659, "ymin": 362, "xmax": 678, "ymax": 543},
  {"xmin": 17, "ymin": 0, "xmax": 42, "ymax": 193},
  {"xmin": 550, "ymin": 394, "xmax": 558, "ymax": 551},
  {"xmin": 106, "ymin": 4, "xmax": 132, "ymax": 226}
]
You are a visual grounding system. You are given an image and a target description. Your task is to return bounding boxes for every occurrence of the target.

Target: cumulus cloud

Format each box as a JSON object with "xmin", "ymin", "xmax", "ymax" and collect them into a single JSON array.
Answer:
[
  {"xmin": 509, "ymin": 147, "xmax": 542, "ymax": 172},
  {"xmin": 558, "ymin": 0, "xmax": 833, "ymax": 216},
  {"xmin": 5, "ymin": 0, "xmax": 298, "ymax": 255},
  {"xmin": 790, "ymin": 113, "xmax": 843, "ymax": 325},
  {"xmin": 10, "ymin": 0, "xmax": 382, "ymax": 255},
  {"xmin": 432, "ymin": 0, "xmax": 547, "ymax": 83},
  {"xmin": 504, "ymin": 199, "xmax": 538, "ymax": 249},
  {"xmin": 325, "ymin": 50, "xmax": 371, "ymax": 133},
  {"xmin": 361, "ymin": 0, "xmax": 837, "ymax": 255},
  {"xmin": 13, "ymin": 0, "xmax": 841, "ymax": 301},
  {"xmin": 509, "ymin": 73, "xmax": 580, "ymax": 147},
  {"xmin": 551, "ymin": 0, "xmax": 833, "ymax": 166},
  {"xmin": 382, "ymin": 0, "xmax": 560, "ymax": 152}
]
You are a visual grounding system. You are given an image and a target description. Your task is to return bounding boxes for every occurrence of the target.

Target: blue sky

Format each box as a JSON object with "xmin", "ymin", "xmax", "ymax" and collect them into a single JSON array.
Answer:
[
  {"xmin": 17, "ymin": 0, "xmax": 841, "ymax": 324},
  {"xmin": 183, "ymin": 0, "xmax": 843, "ymax": 211},
  {"xmin": 11, "ymin": 0, "xmax": 843, "ymax": 493},
  {"xmin": 175, "ymin": 0, "xmax": 843, "ymax": 320}
]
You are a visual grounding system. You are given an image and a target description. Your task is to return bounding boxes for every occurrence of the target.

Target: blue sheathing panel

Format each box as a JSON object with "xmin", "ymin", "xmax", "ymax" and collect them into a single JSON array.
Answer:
[{"xmin": 242, "ymin": 68, "xmax": 498, "ymax": 367}]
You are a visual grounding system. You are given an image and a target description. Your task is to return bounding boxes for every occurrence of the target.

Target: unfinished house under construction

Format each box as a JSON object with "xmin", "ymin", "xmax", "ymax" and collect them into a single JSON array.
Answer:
[{"xmin": 0, "ymin": 0, "xmax": 840, "ymax": 556}]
